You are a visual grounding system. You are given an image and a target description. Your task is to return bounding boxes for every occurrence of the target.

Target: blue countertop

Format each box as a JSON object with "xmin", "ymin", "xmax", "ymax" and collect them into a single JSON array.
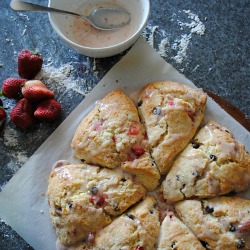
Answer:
[{"xmin": 0, "ymin": 0, "xmax": 249, "ymax": 249}]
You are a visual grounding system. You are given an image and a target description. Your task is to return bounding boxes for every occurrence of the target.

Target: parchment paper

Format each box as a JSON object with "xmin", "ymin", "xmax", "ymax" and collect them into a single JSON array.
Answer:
[{"xmin": 0, "ymin": 37, "xmax": 249, "ymax": 250}]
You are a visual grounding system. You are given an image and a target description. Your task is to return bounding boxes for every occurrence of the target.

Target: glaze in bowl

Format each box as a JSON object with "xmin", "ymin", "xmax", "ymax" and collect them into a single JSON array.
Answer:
[{"xmin": 48, "ymin": 0, "xmax": 150, "ymax": 58}]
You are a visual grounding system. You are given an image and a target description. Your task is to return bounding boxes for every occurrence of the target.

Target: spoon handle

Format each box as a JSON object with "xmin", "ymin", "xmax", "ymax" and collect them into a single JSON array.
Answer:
[{"xmin": 10, "ymin": 0, "xmax": 81, "ymax": 18}]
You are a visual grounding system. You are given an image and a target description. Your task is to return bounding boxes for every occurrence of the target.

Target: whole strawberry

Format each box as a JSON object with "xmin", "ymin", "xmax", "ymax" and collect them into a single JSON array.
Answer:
[
  {"xmin": 10, "ymin": 98, "xmax": 36, "ymax": 129},
  {"xmin": 34, "ymin": 99, "xmax": 61, "ymax": 122},
  {"xmin": 21, "ymin": 80, "xmax": 54, "ymax": 103},
  {"xmin": 1, "ymin": 77, "xmax": 27, "ymax": 99},
  {"xmin": 18, "ymin": 49, "xmax": 43, "ymax": 79},
  {"xmin": 0, "ymin": 99, "xmax": 7, "ymax": 132}
]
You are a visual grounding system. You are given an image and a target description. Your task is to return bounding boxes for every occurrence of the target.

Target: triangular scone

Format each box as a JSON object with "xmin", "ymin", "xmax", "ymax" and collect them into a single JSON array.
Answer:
[
  {"xmin": 175, "ymin": 197, "xmax": 250, "ymax": 249},
  {"xmin": 162, "ymin": 121, "xmax": 250, "ymax": 203},
  {"xmin": 137, "ymin": 81, "xmax": 207, "ymax": 174},
  {"xmin": 71, "ymin": 89, "xmax": 160, "ymax": 190},
  {"xmin": 157, "ymin": 210, "xmax": 205, "ymax": 249},
  {"xmin": 47, "ymin": 161, "xmax": 146, "ymax": 245},
  {"xmin": 61, "ymin": 196, "xmax": 160, "ymax": 250}
]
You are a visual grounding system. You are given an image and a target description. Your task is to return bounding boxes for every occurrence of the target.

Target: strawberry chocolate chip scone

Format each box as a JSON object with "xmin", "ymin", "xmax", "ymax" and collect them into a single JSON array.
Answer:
[
  {"xmin": 157, "ymin": 210, "xmax": 205, "ymax": 249},
  {"xmin": 137, "ymin": 81, "xmax": 207, "ymax": 174},
  {"xmin": 47, "ymin": 161, "xmax": 146, "ymax": 246},
  {"xmin": 175, "ymin": 197, "xmax": 250, "ymax": 249},
  {"xmin": 162, "ymin": 121, "xmax": 250, "ymax": 203},
  {"xmin": 71, "ymin": 88, "xmax": 160, "ymax": 191},
  {"xmin": 60, "ymin": 196, "xmax": 160, "ymax": 250}
]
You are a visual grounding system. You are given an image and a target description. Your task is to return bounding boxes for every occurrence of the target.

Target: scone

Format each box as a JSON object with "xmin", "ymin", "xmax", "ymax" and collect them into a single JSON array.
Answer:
[
  {"xmin": 175, "ymin": 197, "xmax": 250, "ymax": 249},
  {"xmin": 157, "ymin": 210, "xmax": 205, "ymax": 249},
  {"xmin": 71, "ymin": 88, "xmax": 160, "ymax": 190},
  {"xmin": 47, "ymin": 161, "xmax": 146, "ymax": 245},
  {"xmin": 137, "ymin": 81, "xmax": 207, "ymax": 174},
  {"xmin": 61, "ymin": 196, "xmax": 160, "ymax": 250},
  {"xmin": 162, "ymin": 121, "xmax": 250, "ymax": 203}
]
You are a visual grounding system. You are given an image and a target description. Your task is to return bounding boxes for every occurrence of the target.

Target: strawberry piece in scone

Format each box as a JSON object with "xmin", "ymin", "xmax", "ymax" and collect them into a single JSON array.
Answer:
[{"xmin": 71, "ymin": 89, "xmax": 160, "ymax": 191}]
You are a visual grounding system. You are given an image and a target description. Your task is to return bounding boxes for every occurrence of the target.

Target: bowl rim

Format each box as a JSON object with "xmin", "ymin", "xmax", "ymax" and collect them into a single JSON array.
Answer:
[{"xmin": 48, "ymin": 0, "xmax": 150, "ymax": 51}]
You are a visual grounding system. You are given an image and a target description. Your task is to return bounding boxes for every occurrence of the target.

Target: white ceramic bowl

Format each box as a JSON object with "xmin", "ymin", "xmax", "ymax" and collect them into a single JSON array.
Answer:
[{"xmin": 48, "ymin": 0, "xmax": 150, "ymax": 58}]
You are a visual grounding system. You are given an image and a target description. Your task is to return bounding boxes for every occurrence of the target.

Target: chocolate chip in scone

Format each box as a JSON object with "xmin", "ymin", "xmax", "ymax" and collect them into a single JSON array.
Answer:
[
  {"xmin": 176, "ymin": 175, "xmax": 180, "ymax": 181},
  {"xmin": 153, "ymin": 106, "xmax": 161, "ymax": 115},
  {"xmin": 127, "ymin": 214, "xmax": 135, "ymax": 220},
  {"xmin": 229, "ymin": 224, "xmax": 237, "ymax": 232},
  {"xmin": 68, "ymin": 201, "xmax": 73, "ymax": 209},
  {"xmin": 171, "ymin": 241, "xmax": 177, "ymax": 249},
  {"xmin": 121, "ymin": 177, "xmax": 127, "ymax": 182},
  {"xmin": 137, "ymin": 100, "xmax": 143, "ymax": 107},
  {"xmin": 209, "ymin": 154, "xmax": 217, "ymax": 161},
  {"xmin": 192, "ymin": 170, "xmax": 200, "ymax": 178},
  {"xmin": 90, "ymin": 186, "xmax": 98, "ymax": 195},
  {"xmin": 236, "ymin": 239, "xmax": 245, "ymax": 249},
  {"xmin": 205, "ymin": 205, "xmax": 214, "ymax": 214},
  {"xmin": 192, "ymin": 142, "xmax": 200, "ymax": 149},
  {"xmin": 200, "ymin": 240, "xmax": 209, "ymax": 248}
]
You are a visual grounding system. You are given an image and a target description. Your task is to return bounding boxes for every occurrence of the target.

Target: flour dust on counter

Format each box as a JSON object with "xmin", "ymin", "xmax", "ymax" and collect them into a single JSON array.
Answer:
[
  {"xmin": 142, "ymin": 9, "xmax": 206, "ymax": 65},
  {"xmin": 35, "ymin": 58, "xmax": 100, "ymax": 99}
]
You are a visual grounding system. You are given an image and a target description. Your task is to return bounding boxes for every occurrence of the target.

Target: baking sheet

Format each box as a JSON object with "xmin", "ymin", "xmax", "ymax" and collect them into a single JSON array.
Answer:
[{"xmin": 0, "ymin": 37, "xmax": 249, "ymax": 250}]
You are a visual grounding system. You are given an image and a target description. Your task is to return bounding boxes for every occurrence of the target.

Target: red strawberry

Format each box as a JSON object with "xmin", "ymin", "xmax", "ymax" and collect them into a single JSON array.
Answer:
[
  {"xmin": 0, "ymin": 100, "xmax": 7, "ymax": 132},
  {"xmin": 10, "ymin": 98, "xmax": 36, "ymax": 129},
  {"xmin": 131, "ymin": 145, "xmax": 145, "ymax": 157},
  {"xmin": 34, "ymin": 99, "xmax": 61, "ymax": 122},
  {"xmin": 21, "ymin": 80, "xmax": 54, "ymax": 103},
  {"xmin": 2, "ymin": 77, "xmax": 27, "ymax": 99},
  {"xmin": 135, "ymin": 246, "xmax": 144, "ymax": 250},
  {"xmin": 18, "ymin": 49, "xmax": 43, "ymax": 79},
  {"xmin": 128, "ymin": 124, "xmax": 140, "ymax": 135}
]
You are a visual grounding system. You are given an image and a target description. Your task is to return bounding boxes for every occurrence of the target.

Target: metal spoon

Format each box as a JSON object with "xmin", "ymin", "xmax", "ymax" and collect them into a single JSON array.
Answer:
[{"xmin": 10, "ymin": 0, "xmax": 131, "ymax": 30}]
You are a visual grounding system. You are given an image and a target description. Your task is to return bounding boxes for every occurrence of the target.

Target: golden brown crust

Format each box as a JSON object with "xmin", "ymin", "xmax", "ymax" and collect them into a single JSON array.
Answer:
[
  {"xmin": 71, "ymin": 89, "xmax": 139, "ymax": 168},
  {"xmin": 71, "ymin": 88, "xmax": 160, "ymax": 190},
  {"xmin": 137, "ymin": 81, "xmax": 207, "ymax": 174},
  {"xmin": 51, "ymin": 83, "xmax": 250, "ymax": 249},
  {"xmin": 162, "ymin": 121, "xmax": 250, "ymax": 203},
  {"xmin": 175, "ymin": 197, "xmax": 250, "ymax": 250}
]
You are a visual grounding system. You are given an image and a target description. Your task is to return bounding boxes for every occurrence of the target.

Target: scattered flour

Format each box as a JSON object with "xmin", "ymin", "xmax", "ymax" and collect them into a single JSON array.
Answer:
[
  {"xmin": 2, "ymin": 126, "xmax": 29, "ymax": 177},
  {"xmin": 3, "ymin": 127, "xmax": 19, "ymax": 148},
  {"xmin": 35, "ymin": 63, "xmax": 90, "ymax": 97},
  {"xmin": 143, "ymin": 9, "xmax": 206, "ymax": 64}
]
